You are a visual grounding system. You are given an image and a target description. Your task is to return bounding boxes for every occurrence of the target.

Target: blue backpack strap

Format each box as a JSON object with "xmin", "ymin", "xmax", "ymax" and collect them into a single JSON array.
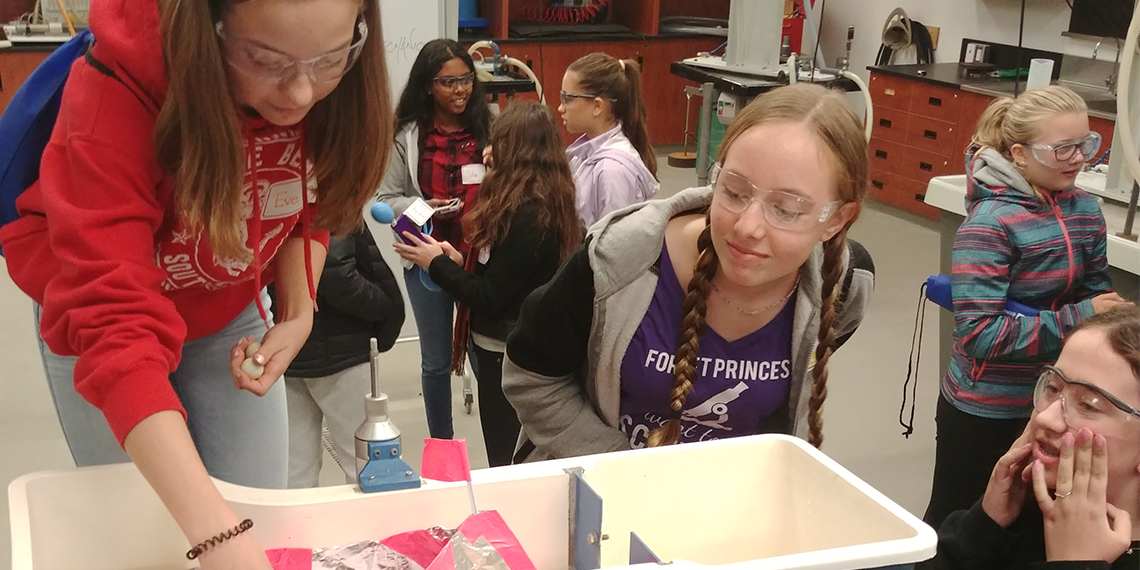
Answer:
[{"xmin": 0, "ymin": 30, "xmax": 95, "ymax": 250}]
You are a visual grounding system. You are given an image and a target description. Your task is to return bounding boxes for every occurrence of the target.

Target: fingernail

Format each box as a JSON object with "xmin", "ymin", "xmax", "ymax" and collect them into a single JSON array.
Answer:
[
  {"xmin": 254, "ymin": 354, "xmax": 265, "ymax": 365},
  {"xmin": 1094, "ymin": 434, "xmax": 1106, "ymax": 449},
  {"xmin": 1080, "ymin": 428, "xmax": 1093, "ymax": 443},
  {"xmin": 1063, "ymin": 433, "xmax": 1075, "ymax": 448}
]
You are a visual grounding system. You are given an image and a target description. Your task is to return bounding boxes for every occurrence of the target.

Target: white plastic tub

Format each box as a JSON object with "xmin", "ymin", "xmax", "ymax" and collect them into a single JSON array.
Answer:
[{"xmin": 9, "ymin": 435, "xmax": 935, "ymax": 570}]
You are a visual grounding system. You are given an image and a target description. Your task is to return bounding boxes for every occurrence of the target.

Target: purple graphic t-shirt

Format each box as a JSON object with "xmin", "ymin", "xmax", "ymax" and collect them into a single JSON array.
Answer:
[{"xmin": 618, "ymin": 242, "xmax": 795, "ymax": 448}]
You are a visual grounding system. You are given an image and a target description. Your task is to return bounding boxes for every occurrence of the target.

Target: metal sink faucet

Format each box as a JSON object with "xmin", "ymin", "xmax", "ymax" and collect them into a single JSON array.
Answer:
[{"xmin": 1093, "ymin": 37, "xmax": 1123, "ymax": 95}]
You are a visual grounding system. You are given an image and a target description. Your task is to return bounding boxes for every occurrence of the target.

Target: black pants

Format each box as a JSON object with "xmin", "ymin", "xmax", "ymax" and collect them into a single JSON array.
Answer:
[
  {"xmin": 470, "ymin": 344, "xmax": 521, "ymax": 468},
  {"xmin": 923, "ymin": 394, "xmax": 1029, "ymax": 530}
]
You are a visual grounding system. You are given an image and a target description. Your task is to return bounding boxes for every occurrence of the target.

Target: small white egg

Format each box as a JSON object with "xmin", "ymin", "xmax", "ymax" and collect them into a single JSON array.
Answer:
[
  {"xmin": 241, "ymin": 358, "xmax": 264, "ymax": 380},
  {"xmin": 245, "ymin": 342, "xmax": 261, "ymax": 359}
]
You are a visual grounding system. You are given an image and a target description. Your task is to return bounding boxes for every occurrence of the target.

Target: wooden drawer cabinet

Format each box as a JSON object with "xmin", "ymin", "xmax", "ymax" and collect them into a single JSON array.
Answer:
[
  {"xmin": 868, "ymin": 168, "xmax": 904, "ymax": 207},
  {"xmin": 909, "ymin": 83, "xmax": 962, "ymax": 124},
  {"xmin": 868, "ymin": 73, "xmax": 915, "ymax": 111},
  {"xmin": 901, "ymin": 145, "xmax": 954, "ymax": 182},
  {"xmin": 904, "ymin": 114, "xmax": 957, "ymax": 156},
  {"xmin": 871, "ymin": 105, "xmax": 910, "ymax": 145},
  {"xmin": 869, "ymin": 136, "xmax": 908, "ymax": 175}
]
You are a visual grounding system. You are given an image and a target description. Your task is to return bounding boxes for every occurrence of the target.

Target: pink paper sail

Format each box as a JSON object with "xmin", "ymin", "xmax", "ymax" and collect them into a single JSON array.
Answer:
[
  {"xmin": 421, "ymin": 438, "xmax": 472, "ymax": 482},
  {"xmin": 266, "ymin": 548, "xmax": 315, "ymax": 569},
  {"xmin": 426, "ymin": 511, "xmax": 536, "ymax": 570}
]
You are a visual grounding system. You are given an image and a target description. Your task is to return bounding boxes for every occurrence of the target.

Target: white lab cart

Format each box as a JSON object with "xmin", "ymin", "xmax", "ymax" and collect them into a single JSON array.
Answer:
[{"xmin": 9, "ymin": 435, "xmax": 936, "ymax": 570}]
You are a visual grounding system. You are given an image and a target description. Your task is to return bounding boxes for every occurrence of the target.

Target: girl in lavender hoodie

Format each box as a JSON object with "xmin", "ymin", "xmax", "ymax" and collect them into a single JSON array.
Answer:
[{"xmin": 559, "ymin": 53, "xmax": 660, "ymax": 227}]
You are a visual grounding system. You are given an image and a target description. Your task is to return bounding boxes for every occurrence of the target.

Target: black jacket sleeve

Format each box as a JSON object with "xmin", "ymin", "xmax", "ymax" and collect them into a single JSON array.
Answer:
[
  {"xmin": 921, "ymin": 501, "xmax": 1024, "ymax": 570},
  {"xmin": 428, "ymin": 209, "xmax": 557, "ymax": 319},
  {"xmin": 506, "ymin": 241, "xmax": 595, "ymax": 378},
  {"xmin": 318, "ymin": 233, "xmax": 399, "ymax": 323},
  {"xmin": 834, "ymin": 238, "xmax": 875, "ymax": 350}
]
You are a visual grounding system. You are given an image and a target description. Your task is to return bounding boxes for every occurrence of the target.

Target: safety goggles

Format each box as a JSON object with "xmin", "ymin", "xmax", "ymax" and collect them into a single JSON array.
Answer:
[
  {"xmin": 558, "ymin": 90, "xmax": 616, "ymax": 106},
  {"xmin": 710, "ymin": 163, "xmax": 843, "ymax": 232},
  {"xmin": 1024, "ymin": 132, "xmax": 1102, "ymax": 166},
  {"xmin": 215, "ymin": 16, "xmax": 368, "ymax": 85},
  {"xmin": 1033, "ymin": 364, "xmax": 1140, "ymax": 429}
]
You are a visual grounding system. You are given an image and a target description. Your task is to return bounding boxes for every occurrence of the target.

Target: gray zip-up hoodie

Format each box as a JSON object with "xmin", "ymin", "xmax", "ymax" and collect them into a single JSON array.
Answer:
[
  {"xmin": 503, "ymin": 186, "xmax": 875, "ymax": 462},
  {"xmin": 374, "ymin": 124, "xmax": 424, "ymax": 217}
]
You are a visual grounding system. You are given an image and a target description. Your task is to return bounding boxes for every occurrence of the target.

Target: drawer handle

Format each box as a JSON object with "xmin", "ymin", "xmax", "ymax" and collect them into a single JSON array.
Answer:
[
  {"xmin": 914, "ymin": 193, "xmax": 925, "ymax": 202},
  {"xmin": 924, "ymin": 129, "xmax": 938, "ymax": 140},
  {"xmin": 879, "ymin": 118, "xmax": 893, "ymax": 128},
  {"xmin": 885, "ymin": 88, "xmax": 897, "ymax": 96},
  {"xmin": 920, "ymin": 162, "xmax": 934, "ymax": 171},
  {"xmin": 928, "ymin": 96, "xmax": 942, "ymax": 107},
  {"xmin": 872, "ymin": 179, "xmax": 885, "ymax": 189},
  {"xmin": 875, "ymin": 150, "xmax": 889, "ymax": 159}
]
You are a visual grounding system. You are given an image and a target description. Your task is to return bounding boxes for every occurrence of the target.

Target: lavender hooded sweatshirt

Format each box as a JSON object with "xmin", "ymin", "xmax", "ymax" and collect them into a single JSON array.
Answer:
[{"xmin": 567, "ymin": 124, "xmax": 659, "ymax": 228}]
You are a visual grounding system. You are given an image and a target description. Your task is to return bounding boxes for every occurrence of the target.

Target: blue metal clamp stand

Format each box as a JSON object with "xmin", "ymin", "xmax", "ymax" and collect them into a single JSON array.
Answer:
[{"xmin": 355, "ymin": 337, "xmax": 421, "ymax": 493}]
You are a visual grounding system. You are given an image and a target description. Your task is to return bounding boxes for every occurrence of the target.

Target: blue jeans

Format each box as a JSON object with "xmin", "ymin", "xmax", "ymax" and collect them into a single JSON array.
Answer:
[
  {"xmin": 34, "ymin": 291, "xmax": 289, "ymax": 489},
  {"xmin": 405, "ymin": 267, "xmax": 469, "ymax": 439}
]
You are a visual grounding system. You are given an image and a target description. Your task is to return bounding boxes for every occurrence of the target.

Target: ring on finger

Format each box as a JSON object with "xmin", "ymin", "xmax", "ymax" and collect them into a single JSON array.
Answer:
[{"xmin": 1054, "ymin": 490, "xmax": 1073, "ymax": 499}]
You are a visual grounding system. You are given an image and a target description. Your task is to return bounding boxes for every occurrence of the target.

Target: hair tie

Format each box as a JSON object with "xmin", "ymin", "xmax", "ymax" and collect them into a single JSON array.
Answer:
[
  {"xmin": 619, "ymin": 59, "xmax": 626, "ymax": 71},
  {"xmin": 670, "ymin": 409, "xmax": 682, "ymax": 420}
]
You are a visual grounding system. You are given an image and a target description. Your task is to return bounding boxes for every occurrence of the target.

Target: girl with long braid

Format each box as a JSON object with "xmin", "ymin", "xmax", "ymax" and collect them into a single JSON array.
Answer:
[{"xmin": 502, "ymin": 83, "xmax": 875, "ymax": 462}]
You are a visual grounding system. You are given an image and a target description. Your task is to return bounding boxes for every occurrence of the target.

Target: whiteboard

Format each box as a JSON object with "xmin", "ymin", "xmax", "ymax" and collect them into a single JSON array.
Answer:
[
  {"xmin": 371, "ymin": 0, "xmax": 457, "ymax": 341},
  {"xmin": 380, "ymin": 0, "xmax": 459, "ymax": 104}
]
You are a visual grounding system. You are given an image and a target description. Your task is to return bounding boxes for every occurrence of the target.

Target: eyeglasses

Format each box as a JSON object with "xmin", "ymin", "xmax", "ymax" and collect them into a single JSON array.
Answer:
[
  {"xmin": 432, "ymin": 72, "xmax": 475, "ymax": 90},
  {"xmin": 1033, "ymin": 365, "xmax": 1140, "ymax": 429},
  {"xmin": 558, "ymin": 90, "xmax": 616, "ymax": 106},
  {"xmin": 710, "ymin": 163, "xmax": 843, "ymax": 232},
  {"xmin": 215, "ymin": 17, "xmax": 368, "ymax": 85},
  {"xmin": 1024, "ymin": 132, "xmax": 1102, "ymax": 166}
]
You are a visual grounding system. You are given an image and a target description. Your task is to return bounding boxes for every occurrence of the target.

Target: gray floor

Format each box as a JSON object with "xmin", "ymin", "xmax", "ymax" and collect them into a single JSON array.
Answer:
[{"xmin": 0, "ymin": 152, "xmax": 944, "ymax": 567}]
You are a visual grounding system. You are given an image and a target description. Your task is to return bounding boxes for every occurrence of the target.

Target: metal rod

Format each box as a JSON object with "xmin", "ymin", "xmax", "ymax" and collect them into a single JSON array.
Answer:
[
  {"xmin": 467, "ymin": 481, "xmax": 479, "ymax": 515},
  {"xmin": 1123, "ymin": 179, "xmax": 1139, "ymax": 238},
  {"xmin": 696, "ymin": 82, "xmax": 717, "ymax": 186},
  {"xmin": 369, "ymin": 338, "xmax": 381, "ymax": 398},
  {"xmin": 1014, "ymin": 0, "xmax": 1026, "ymax": 97}
]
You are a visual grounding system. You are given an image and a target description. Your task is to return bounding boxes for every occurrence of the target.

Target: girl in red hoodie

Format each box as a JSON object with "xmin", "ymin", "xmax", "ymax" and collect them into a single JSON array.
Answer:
[{"xmin": 0, "ymin": 0, "xmax": 389, "ymax": 566}]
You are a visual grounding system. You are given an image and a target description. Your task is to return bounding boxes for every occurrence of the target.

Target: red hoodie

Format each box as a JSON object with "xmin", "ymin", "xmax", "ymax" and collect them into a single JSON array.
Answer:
[{"xmin": 0, "ymin": 0, "xmax": 329, "ymax": 443}]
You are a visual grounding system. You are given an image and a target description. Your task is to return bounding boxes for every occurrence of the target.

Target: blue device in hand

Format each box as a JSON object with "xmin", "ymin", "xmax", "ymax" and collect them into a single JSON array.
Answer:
[{"xmin": 925, "ymin": 274, "xmax": 1038, "ymax": 317}]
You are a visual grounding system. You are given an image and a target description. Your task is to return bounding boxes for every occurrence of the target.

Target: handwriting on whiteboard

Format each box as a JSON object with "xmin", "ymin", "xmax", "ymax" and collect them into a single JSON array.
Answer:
[{"xmin": 385, "ymin": 28, "xmax": 428, "ymax": 64}]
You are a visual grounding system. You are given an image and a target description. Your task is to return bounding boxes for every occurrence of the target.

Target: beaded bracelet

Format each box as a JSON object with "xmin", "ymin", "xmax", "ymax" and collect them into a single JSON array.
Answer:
[{"xmin": 186, "ymin": 519, "xmax": 254, "ymax": 560}]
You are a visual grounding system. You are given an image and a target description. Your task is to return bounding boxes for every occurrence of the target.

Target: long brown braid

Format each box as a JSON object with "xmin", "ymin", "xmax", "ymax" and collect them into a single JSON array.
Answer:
[
  {"xmin": 807, "ymin": 233, "xmax": 848, "ymax": 448},
  {"xmin": 646, "ymin": 217, "xmax": 718, "ymax": 447}
]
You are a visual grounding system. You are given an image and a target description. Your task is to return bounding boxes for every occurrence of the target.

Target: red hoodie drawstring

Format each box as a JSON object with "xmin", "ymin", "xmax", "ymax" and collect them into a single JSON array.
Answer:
[
  {"xmin": 298, "ymin": 124, "xmax": 317, "ymax": 313},
  {"xmin": 246, "ymin": 123, "xmax": 319, "ymax": 332},
  {"xmin": 248, "ymin": 139, "xmax": 270, "ymax": 329}
]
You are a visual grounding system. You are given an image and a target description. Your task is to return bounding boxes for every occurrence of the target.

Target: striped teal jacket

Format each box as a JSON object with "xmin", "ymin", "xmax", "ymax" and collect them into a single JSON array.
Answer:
[{"xmin": 942, "ymin": 148, "xmax": 1112, "ymax": 419}]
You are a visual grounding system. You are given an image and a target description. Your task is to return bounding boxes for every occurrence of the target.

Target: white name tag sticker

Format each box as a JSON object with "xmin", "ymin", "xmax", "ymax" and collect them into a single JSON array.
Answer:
[
  {"xmin": 404, "ymin": 198, "xmax": 436, "ymax": 226},
  {"xmin": 263, "ymin": 179, "xmax": 304, "ymax": 219},
  {"xmin": 478, "ymin": 248, "xmax": 491, "ymax": 265},
  {"xmin": 461, "ymin": 163, "xmax": 486, "ymax": 185}
]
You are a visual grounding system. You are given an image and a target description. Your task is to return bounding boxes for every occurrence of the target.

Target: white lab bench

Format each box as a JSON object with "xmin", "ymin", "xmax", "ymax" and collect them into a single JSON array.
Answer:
[
  {"xmin": 9, "ymin": 435, "xmax": 936, "ymax": 570},
  {"xmin": 924, "ymin": 175, "xmax": 1140, "ymax": 376}
]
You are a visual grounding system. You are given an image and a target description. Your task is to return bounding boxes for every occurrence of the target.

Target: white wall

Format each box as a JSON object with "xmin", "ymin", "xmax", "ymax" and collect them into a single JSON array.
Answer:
[{"xmin": 811, "ymin": 0, "xmax": 1126, "ymax": 112}]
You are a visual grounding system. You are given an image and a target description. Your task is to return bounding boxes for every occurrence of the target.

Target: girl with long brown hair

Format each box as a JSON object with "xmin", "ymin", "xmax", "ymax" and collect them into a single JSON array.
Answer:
[
  {"xmin": 560, "ymin": 52, "xmax": 660, "ymax": 227},
  {"xmin": 0, "ymin": 0, "xmax": 389, "ymax": 566},
  {"xmin": 502, "ymin": 84, "xmax": 875, "ymax": 463},
  {"xmin": 396, "ymin": 102, "xmax": 582, "ymax": 467}
]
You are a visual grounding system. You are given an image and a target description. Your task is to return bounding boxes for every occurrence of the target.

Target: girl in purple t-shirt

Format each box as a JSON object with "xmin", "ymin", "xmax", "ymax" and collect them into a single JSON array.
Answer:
[{"xmin": 502, "ymin": 84, "xmax": 876, "ymax": 462}]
